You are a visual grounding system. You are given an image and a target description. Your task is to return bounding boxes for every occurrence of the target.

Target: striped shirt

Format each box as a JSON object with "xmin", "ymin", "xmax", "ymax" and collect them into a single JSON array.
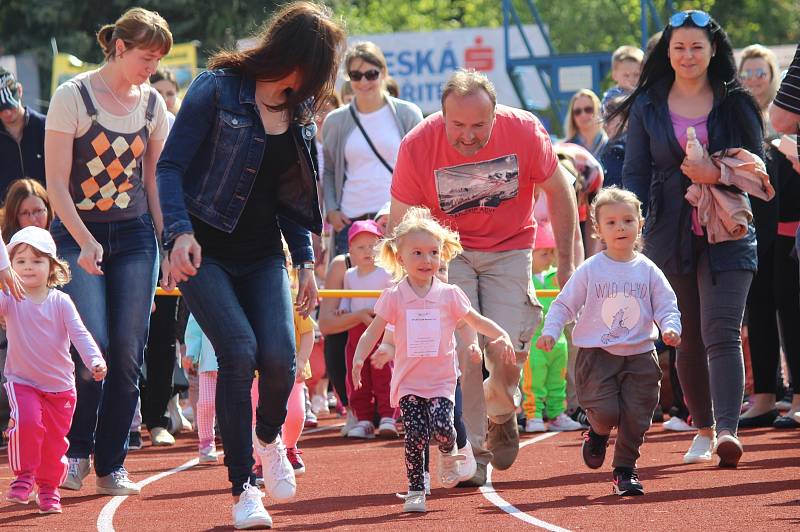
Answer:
[{"xmin": 774, "ymin": 44, "xmax": 800, "ymax": 114}]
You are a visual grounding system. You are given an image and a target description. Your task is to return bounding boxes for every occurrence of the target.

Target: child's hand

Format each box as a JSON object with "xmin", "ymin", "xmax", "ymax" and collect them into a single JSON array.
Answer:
[
  {"xmin": 371, "ymin": 343, "xmax": 395, "ymax": 369},
  {"xmin": 181, "ymin": 355, "xmax": 198, "ymax": 375},
  {"xmin": 488, "ymin": 334, "xmax": 515, "ymax": 365},
  {"xmin": 467, "ymin": 343, "xmax": 482, "ymax": 364},
  {"xmin": 662, "ymin": 329, "xmax": 681, "ymax": 347},
  {"xmin": 351, "ymin": 358, "xmax": 364, "ymax": 390},
  {"xmin": 536, "ymin": 335, "xmax": 556, "ymax": 352},
  {"xmin": 92, "ymin": 362, "xmax": 107, "ymax": 381},
  {"xmin": 0, "ymin": 267, "xmax": 25, "ymax": 302}
]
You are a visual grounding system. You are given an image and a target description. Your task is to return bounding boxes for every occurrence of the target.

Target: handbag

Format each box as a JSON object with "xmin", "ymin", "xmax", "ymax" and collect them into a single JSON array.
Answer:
[{"xmin": 349, "ymin": 104, "xmax": 394, "ymax": 174}]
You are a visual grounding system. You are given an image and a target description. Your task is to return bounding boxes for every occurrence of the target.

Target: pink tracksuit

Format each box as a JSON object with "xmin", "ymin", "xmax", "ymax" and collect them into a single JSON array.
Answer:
[{"xmin": 2, "ymin": 290, "xmax": 103, "ymax": 489}]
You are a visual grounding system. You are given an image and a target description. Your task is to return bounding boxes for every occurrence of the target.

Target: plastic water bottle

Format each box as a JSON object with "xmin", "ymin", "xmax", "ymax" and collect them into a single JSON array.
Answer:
[{"xmin": 685, "ymin": 126, "xmax": 704, "ymax": 161}]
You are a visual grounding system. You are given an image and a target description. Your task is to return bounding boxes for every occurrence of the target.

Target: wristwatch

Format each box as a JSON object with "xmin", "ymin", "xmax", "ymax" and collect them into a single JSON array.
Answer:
[{"xmin": 295, "ymin": 261, "xmax": 315, "ymax": 270}]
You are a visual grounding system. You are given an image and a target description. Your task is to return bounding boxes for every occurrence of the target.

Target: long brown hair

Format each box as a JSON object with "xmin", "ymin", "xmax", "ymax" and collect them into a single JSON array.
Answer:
[
  {"xmin": 208, "ymin": 2, "xmax": 346, "ymax": 120},
  {"xmin": 96, "ymin": 7, "xmax": 172, "ymax": 61},
  {"xmin": 1, "ymin": 179, "xmax": 53, "ymax": 238}
]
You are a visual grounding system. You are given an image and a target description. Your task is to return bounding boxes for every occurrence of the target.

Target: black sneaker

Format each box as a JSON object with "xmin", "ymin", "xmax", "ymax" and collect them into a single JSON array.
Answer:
[
  {"xmin": 581, "ymin": 428, "xmax": 609, "ymax": 469},
  {"xmin": 570, "ymin": 407, "xmax": 590, "ymax": 428},
  {"xmin": 613, "ymin": 467, "xmax": 644, "ymax": 496},
  {"xmin": 128, "ymin": 431, "xmax": 143, "ymax": 451}
]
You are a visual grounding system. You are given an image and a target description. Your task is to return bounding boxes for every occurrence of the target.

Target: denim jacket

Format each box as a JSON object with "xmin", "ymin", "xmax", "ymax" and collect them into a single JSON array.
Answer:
[
  {"xmin": 622, "ymin": 79, "xmax": 763, "ymax": 275},
  {"xmin": 157, "ymin": 69, "xmax": 322, "ymax": 264}
]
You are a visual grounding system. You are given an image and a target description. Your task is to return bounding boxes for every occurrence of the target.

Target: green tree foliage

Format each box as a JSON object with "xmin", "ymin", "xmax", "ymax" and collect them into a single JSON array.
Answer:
[{"xmin": 2, "ymin": 0, "xmax": 798, "ymax": 101}]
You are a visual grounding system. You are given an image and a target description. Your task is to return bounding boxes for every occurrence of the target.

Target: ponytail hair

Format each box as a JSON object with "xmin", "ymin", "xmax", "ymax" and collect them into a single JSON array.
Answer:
[
  {"xmin": 377, "ymin": 207, "xmax": 462, "ymax": 282},
  {"xmin": 97, "ymin": 7, "xmax": 172, "ymax": 61}
]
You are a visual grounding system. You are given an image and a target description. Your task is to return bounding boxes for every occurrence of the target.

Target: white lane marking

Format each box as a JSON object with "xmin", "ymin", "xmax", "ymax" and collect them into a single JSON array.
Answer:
[
  {"xmin": 480, "ymin": 431, "xmax": 571, "ymax": 531},
  {"xmin": 96, "ymin": 424, "xmax": 343, "ymax": 530},
  {"xmin": 97, "ymin": 457, "xmax": 199, "ymax": 531}
]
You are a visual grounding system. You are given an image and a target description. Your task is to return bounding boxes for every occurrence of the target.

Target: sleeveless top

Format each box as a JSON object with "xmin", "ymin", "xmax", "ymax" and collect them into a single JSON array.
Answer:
[{"xmin": 69, "ymin": 81, "xmax": 156, "ymax": 222}]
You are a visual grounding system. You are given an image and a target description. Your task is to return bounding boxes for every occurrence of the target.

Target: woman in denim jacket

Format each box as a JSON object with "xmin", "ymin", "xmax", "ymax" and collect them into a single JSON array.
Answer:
[
  {"xmin": 612, "ymin": 10, "xmax": 763, "ymax": 469},
  {"xmin": 156, "ymin": 3, "xmax": 345, "ymax": 528}
]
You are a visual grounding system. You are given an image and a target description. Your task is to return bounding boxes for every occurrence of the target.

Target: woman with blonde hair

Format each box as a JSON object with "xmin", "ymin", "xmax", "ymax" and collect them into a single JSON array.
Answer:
[
  {"xmin": 45, "ymin": 6, "xmax": 172, "ymax": 495},
  {"xmin": 564, "ymin": 89, "xmax": 607, "ymax": 156},
  {"xmin": 738, "ymin": 44, "xmax": 780, "ymax": 139}
]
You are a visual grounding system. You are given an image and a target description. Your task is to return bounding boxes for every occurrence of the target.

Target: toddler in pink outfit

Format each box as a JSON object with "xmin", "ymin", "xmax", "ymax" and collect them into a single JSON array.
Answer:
[
  {"xmin": 351, "ymin": 207, "xmax": 515, "ymax": 513},
  {"xmin": 1, "ymin": 226, "xmax": 106, "ymax": 514}
]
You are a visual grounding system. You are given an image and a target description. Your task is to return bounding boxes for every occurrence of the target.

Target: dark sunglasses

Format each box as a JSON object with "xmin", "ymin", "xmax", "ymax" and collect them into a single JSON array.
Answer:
[
  {"xmin": 669, "ymin": 10, "xmax": 711, "ymax": 28},
  {"xmin": 740, "ymin": 68, "xmax": 768, "ymax": 81},
  {"xmin": 573, "ymin": 106, "xmax": 595, "ymax": 117},
  {"xmin": 348, "ymin": 69, "xmax": 381, "ymax": 82}
]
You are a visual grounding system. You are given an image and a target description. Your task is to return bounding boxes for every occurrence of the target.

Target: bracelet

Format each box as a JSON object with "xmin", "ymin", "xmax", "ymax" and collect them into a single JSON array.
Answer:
[{"xmin": 295, "ymin": 261, "xmax": 315, "ymax": 270}]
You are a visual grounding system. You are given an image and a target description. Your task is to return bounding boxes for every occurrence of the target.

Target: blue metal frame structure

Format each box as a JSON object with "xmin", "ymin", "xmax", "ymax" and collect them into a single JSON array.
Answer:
[{"xmin": 503, "ymin": 0, "xmax": 672, "ymax": 133}]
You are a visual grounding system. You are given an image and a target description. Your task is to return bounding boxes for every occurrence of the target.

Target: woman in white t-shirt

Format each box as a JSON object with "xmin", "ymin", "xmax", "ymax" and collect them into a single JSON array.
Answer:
[
  {"xmin": 322, "ymin": 41, "xmax": 423, "ymax": 256},
  {"xmin": 43, "ymin": 8, "xmax": 171, "ymax": 496}
]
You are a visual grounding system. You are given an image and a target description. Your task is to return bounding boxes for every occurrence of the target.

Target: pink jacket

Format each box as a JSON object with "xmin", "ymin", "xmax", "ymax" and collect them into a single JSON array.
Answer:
[{"xmin": 684, "ymin": 148, "xmax": 775, "ymax": 244}]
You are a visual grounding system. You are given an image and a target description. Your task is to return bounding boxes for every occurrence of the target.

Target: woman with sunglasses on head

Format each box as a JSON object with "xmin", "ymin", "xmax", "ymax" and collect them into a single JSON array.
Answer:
[
  {"xmin": 564, "ymin": 89, "xmax": 607, "ymax": 157},
  {"xmin": 157, "ymin": 3, "xmax": 346, "ymax": 528},
  {"xmin": 610, "ymin": 10, "xmax": 764, "ymax": 468},
  {"xmin": 322, "ymin": 41, "xmax": 422, "ymax": 257},
  {"xmin": 738, "ymin": 44, "xmax": 800, "ymax": 430}
]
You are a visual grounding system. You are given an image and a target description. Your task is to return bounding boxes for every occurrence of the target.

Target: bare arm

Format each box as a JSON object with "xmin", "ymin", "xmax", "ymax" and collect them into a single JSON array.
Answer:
[
  {"xmin": 351, "ymin": 315, "xmax": 388, "ymax": 389},
  {"xmin": 318, "ymin": 256, "xmax": 373, "ymax": 334},
  {"xmin": 538, "ymin": 164, "xmax": 578, "ymax": 287},
  {"xmin": 462, "ymin": 308, "xmax": 514, "ymax": 363},
  {"xmin": 45, "ymin": 130, "xmax": 103, "ymax": 275},
  {"xmin": 143, "ymin": 138, "xmax": 165, "ymax": 247},
  {"xmin": 769, "ymin": 102, "xmax": 800, "ymax": 135},
  {"xmin": 387, "ymin": 197, "xmax": 413, "ymax": 235},
  {"xmin": 295, "ymin": 330, "xmax": 315, "ymax": 383}
]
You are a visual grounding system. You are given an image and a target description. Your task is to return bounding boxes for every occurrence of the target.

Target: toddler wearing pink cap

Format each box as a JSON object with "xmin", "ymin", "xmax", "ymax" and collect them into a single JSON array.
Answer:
[
  {"xmin": 0, "ymin": 226, "xmax": 106, "ymax": 514},
  {"xmin": 339, "ymin": 221, "xmax": 395, "ymax": 438},
  {"xmin": 520, "ymin": 222, "xmax": 583, "ymax": 433}
]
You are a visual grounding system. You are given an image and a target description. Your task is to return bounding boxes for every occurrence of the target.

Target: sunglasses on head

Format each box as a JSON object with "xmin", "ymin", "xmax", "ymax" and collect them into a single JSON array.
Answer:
[
  {"xmin": 573, "ymin": 106, "xmax": 595, "ymax": 117},
  {"xmin": 740, "ymin": 68, "xmax": 768, "ymax": 81},
  {"xmin": 669, "ymin": 10, "xmax": 711, "ymax": 28},
  {"xmin": 348, "ymin": 69, "xmax": 381, "ymax": 82}
]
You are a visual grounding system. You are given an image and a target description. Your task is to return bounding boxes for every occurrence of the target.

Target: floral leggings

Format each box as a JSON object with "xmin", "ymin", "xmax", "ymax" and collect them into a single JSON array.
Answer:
[{"xmin": 399, "ymin": 395, "xmax": 456, "ymax": 492}]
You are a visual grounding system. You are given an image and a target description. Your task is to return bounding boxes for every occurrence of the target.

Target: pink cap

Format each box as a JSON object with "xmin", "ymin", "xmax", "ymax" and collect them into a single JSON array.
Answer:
[
  {"xmin": 534, "ymin": 222, "xmax": 555, "ymax": 250},
  {"xmin": 348, "ymin": 220, "xmax": 383, "ymax": 245}
]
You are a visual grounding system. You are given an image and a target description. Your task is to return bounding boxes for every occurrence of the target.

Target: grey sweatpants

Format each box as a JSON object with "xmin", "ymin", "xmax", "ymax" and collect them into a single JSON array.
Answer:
[{"xmin": 576, "ymin": 347, "xmax": 662, "ymax": 469}]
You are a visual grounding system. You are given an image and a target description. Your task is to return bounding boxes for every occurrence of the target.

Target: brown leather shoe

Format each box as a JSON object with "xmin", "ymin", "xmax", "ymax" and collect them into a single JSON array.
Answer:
[{"xmin": 487, "ymin": 417, "xmax": 519, "ymax": 470}]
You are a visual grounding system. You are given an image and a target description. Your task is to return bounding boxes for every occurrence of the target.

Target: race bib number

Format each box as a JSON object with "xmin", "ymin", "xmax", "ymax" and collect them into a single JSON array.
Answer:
[{"xmin": 406, "ymin": 309, "xmax": 441, "ymax": 357}]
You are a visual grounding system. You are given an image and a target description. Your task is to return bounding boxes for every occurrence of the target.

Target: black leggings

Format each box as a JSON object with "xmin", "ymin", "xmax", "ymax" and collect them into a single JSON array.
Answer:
[
  {"xmin": 747, "ymin": 235, "xmax": 800, "ymax": 394},
  {"xmin": 141, "ymin": 295, "xmax": 178, "ymax": 430},
  {"xmin": 323, "ymin": 332, "xmax": 349, "ymax": 407},
  {"xmin": 424, "ymin": 380, "xmax": 466, "ymax": 472},
  {"xmin": 400, "ymin": 395, "xmax": 455, "ymax": 492}
]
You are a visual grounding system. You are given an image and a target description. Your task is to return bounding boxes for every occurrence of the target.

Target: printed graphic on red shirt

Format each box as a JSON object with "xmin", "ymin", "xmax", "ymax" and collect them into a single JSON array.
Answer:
[{"xmin": 434, "ymin": 155, "xmax": 519, "ymax": 215}]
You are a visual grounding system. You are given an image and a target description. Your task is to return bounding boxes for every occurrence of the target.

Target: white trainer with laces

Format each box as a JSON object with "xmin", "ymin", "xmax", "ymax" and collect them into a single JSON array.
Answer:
[
  {"xmin": 252, "ymin": 430, "xmax": 296, "ymax": 502},
  {"xmin": 340, "ymin": 409, "xmax": 358, "ymax": 436},
  {"xmin": 233, "ymin": 482, "xmax": 272, "ymax": 530},
  {"xmin": 377, "ymin": 417, "xmax": 398, "ymax": 437},
  {"xmin": 663, "ymin": 416, "xmax": 695, "ymax": 432},
  {"xmin": 683, "ymin": 434, "xmax": 716, "ymax": 464},
  {"xmin": 525, "ymin": 418, "xmax": 546, "ymax": 433},
  {"xmin": 96, "ymin": 469, "xmax": 141, "ymax": 496},
  {"xmin": 347, "ymin": 420, "xmax": 376, "ymax": 439},
  {"xmin": 437, "ymin": 447, "xmax": 467, "ymax": 488},
  {"xmin": 548, "ymin": 413, "xmax": 584, "ymax": 432},
  {"xmin": 403, "ymin": 490, "xmax": 426, "ymax": 513},
  {"xmin": 61, "ymin": 457, "xmax": 91, "ymax": 491}
]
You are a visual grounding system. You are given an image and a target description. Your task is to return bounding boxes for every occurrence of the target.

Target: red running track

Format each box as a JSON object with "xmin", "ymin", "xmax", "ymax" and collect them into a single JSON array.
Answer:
[{"xmin": 0, "ymin": 416, "xmax": 798, "ymax": 531}]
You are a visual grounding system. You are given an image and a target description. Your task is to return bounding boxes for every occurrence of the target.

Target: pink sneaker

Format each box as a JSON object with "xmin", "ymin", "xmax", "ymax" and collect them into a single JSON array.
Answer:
[
  {"xmin": 5, "ymin": 476, "xmax": 34, "ymax": 504},
  {"xmin": 36, "ymin": 486, "xmax": 62, "ymax": 514}
]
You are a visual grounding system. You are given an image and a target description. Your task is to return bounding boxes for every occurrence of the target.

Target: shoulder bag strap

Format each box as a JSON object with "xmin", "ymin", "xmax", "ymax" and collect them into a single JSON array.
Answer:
[{"xmin": 349, "ymin": 104, "xmax": 394, "ymax": 174}]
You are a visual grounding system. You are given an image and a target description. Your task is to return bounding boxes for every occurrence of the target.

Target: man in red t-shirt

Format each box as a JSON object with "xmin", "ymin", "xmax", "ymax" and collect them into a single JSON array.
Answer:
[{"xmin": 389, "ymin": 69, "xmax": 577, "ymax": 485}]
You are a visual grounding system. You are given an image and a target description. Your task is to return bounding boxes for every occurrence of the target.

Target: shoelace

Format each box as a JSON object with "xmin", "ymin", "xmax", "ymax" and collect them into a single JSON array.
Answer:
[
  {"xmin": 239, "ymin": 483, "xmax": 264, "ymax": 513},
  {"xmin": 266, "ymin": 440, "xmax": 293, "ymax": 481},
  {"xmin": 287, "ymin": 448, "xmax": 303, "ymax": 461},
  {"xmin": 111, "ymin": 469, "xmax": 133, "ymax": 485}
]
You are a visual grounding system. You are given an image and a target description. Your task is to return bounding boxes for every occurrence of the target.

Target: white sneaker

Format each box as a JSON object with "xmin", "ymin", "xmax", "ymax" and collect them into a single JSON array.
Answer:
[
  {"xmin": 150, "ymin": 426, "xmax": 176, "ymax": 446},
  {"xmin": 96, "ymin": 469, "xmax": 141, "ymax": 496},
  {"xmin": 715, "ymin": 434, "xmax": 743, "ymax": 468},
  {"xmin": 340, "ymin": 409, "xmax": 358, "ymax": 436},
  {"xmin": 199, "ymin": 444, "xmax": 219, "ymax": 463},
  {"xmin": 377, "ymin": 417, "xmax": 398, "ymax": 438},
  {"xmin": 347, "ymin": 420, "xmax": 376, "ymax": 439},
  {"xmin": 437, "ymin": 447, "xmax": 467, "ymax": 488},
  {"xmin": 683, "ymin": 434, "xmax": 716, "ymax": 464},
  {"xmin": 663, "ymin": 416, "xmax": 695, "ymax": 432},
  {"xmin": 403, "ymin": 491, "xmax": 426, "ymax": 512},
  {"xmin": 457, "ymin": 441, "xmax": 477, "ymax": 482},
  {"xmin": 310, "ymin": 395, "xmax": 329, "ymax": 415},
  {"xmin": 61, "ymin": 457, "xmax": 91, "ymax": 491},
  {"xmin": 167, "ymin": 395, "xmax": 192, "ymax": 435},
  {"xmin": 232, "ymin": 483, "xmax": 272, "ymax": 530},
  {"xmin": 525, "ymin": 418, "xmax": 546, "ymax": 433},
  {"xmin": 327, "ymin": 392, "xmax": 338, "ymax": 410},
  {"xmin": 423, "ymin": 472, "xmax": 431, "ymax": 495},
  {"xmin": 252, "ymin": 430, "xmax": 296, "ymax": 502},
  {"xmin": 548, "ymin": 413, "xmax": 584, "ymax": 432}
]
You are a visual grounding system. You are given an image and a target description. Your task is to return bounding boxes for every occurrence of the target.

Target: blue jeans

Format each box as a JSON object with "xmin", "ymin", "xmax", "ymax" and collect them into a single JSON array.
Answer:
[
  {"xmin": 51, "ymin": 215, "xmax": 158, "ymax": 477},
  {"xmin": 178, "ymin": 254, "xmax": 296, "ymax": 496}
]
